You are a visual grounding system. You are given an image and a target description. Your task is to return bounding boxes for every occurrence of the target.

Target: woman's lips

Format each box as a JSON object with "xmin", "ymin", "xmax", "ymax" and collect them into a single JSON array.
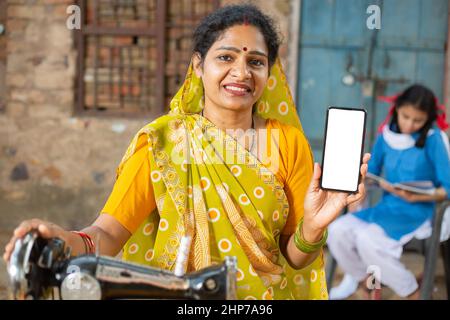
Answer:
[{"xmin": 223, "ymin": 84, "xmax": 252, "ymax": 96}]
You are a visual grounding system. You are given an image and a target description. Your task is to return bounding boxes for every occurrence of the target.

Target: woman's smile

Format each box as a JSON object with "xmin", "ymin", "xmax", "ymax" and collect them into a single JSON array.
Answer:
[{"xmin": 222, "ymin": 82, "xmax": 252, "ymax": 96}]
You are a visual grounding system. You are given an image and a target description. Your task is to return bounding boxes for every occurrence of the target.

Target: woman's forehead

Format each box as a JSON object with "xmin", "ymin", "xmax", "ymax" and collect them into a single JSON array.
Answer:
[{"xmin": 211, "ymin": 25, "xmax": 268, "ymax": 54}]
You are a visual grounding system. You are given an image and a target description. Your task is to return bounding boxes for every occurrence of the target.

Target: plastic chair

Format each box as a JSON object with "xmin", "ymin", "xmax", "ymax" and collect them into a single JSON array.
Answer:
[{"xmin": 419, "ymin": 200, "xmax": 450, "ymax": 299}]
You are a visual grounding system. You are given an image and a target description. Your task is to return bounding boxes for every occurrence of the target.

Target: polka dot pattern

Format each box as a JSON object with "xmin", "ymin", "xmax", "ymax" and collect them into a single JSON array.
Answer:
[
  {"xmin": 144, "ymin": 249, "xmax": 154, "ymax": 261},
  {"xmin": 267, "ymin": 75, "xmax": 277, "ymax": 90},
  {"xmin": 236, "ymin": 268, "xmax": 245, "ymax": 281},
  {"xmin": 150, "ymin": 170, "xmax": 161, "ymax": 182},
  {"xmin": 181, "ymin": 160, "xmax": 188, "ymax": 172},
  {"xmin": 239, "ymin": 194, "xmax": 251, "ymax": 206},
  {"xmin": 200, "ymin": 177, "xmax": 210, "ymax": 191},
  {"xmin": 280, "ymin": 277, "xmax": 288, "ymax": 290},
  {"xmin": 253, "ymin": 187, "xmax": 265, "ymax": 199},
  {"xmin": 293, "ymin": 274, "xmax": 304, "ymax": 286},
  {"xmin": 218, "ymin": 239, "xmax": 232, "ymax": 253},
  {"xmin": 207, "ymin": 208, "xmax": 220, "ymax": 222},
  {"xmin": 278, "ymin": 101, "xmax": 289, "ymax": 115},
  {"xmin": 230, "ymin": 165, "xmax": 242, "ymax": 177},
  {"xmin": 257, "ymin": 101, "xmax": 266, "ymax": 113},
  {"xmin": 310, "ymin": 270, "xmax": 318, "ymax": 282},
  {"xmin": 272, "ymin": 210, "xmax": 280, "ymax": 221},
  {"xmin": 248, "ymin": 264, "xmax": 258, "ymax": 277},
  {"xmin": 143, "ymin": 223, "xmax": 155, "ymax": 236},
  {"xmin": 159, "ymin": 218, "xmax": 169, "ymax": 231},
  {"xmin": 128, "ymin": 243, "xmax": 139, "ymax": 255}
]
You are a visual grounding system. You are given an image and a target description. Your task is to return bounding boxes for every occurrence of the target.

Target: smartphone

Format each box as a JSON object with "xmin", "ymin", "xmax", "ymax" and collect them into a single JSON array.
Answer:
[{"xmin": 320, "ymin": 107, "xmax": 367, "ymax": 193}]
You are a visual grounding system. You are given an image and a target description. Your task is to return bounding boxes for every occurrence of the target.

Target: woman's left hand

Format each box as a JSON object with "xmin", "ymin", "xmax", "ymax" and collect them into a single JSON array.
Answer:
[{"xmin": 302, "ymin": 153, "xmax": 371, "ymax": 242}]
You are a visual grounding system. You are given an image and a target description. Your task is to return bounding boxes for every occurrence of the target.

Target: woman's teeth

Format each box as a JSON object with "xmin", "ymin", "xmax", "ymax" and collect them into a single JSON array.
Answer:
[{"xmin": 225, "ymin": 85, "xmax": 249, "ymax": 93}]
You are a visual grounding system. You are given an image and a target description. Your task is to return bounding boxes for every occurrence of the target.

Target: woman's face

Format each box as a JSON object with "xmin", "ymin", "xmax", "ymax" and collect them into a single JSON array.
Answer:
[
  {"xmin": 193, "ymin": 24, "xmax": 270, "ymax": 113},
  {"xmin": 397, "ymin": 104, "xmax": 429, "ymax": 134}
]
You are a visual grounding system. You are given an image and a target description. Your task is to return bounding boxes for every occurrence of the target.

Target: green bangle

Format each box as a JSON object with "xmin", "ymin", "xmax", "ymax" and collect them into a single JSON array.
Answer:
[{"xmin": 293, "ymin": 218, "xmax": 328, "ymax": 254}]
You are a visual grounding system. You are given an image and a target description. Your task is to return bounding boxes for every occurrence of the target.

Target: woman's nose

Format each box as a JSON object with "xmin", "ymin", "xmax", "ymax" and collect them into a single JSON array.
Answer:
[{"xmin": 231, "ymin": 60, "xmax": 251, "ymax": 80}]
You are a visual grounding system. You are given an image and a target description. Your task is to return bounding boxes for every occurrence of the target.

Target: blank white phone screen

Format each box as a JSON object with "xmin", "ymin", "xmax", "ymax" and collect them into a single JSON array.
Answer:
[{"xmin": 321, "ymin": 108, "xmax": 366, "ymax": 192}]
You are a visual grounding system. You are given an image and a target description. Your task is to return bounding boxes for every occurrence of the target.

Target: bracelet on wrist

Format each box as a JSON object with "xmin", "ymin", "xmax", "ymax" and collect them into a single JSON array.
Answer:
[
  {"xmin": 293, "ymin": 218, "xmax": 328, "ymax": 254},
  {"xmin": 71, "ymin": 231, "xmax": 95, "ymax": 254}
]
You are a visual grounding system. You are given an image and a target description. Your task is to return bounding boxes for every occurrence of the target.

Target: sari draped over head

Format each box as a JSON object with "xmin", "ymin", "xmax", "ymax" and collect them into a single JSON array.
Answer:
[{"xmin": 117, "ymin": 58, "xmax": 328, "ymax": 300}]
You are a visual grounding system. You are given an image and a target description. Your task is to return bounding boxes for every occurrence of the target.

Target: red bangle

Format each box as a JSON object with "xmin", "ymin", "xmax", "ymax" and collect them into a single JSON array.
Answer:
[{"xmin": 71, "ymin": 231, "xmax": 95, "ymax": 254}]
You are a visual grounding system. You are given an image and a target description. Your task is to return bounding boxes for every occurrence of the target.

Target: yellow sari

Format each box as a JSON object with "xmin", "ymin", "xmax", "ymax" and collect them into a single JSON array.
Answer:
[{"xmin": 117, "ymin": 58, "xmax": 328, "ymax": 300}]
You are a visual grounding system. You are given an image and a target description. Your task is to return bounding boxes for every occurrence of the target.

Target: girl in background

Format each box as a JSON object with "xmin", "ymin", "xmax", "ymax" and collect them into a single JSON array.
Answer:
[{"xmin": 328, "ymin": 84, "xmax": 450, "ymax": 299}]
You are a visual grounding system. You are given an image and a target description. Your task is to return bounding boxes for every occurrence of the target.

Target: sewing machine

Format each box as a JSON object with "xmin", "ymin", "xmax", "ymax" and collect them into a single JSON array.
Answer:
[{"xmin": 7, "ymin": 231, "xmax": 237, "ymax": 300}]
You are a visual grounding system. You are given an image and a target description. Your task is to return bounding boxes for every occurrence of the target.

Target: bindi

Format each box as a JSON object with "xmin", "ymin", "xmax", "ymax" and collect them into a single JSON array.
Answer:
[{"xmin": 242, "ymin": 16, "xmax": 250, "ymax": 52}]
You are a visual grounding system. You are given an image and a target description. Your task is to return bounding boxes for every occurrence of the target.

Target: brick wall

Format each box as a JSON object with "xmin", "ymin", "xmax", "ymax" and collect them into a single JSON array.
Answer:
[{"xmin": 1, "ymin": 0, "xmax": 148, "ymax": 231}]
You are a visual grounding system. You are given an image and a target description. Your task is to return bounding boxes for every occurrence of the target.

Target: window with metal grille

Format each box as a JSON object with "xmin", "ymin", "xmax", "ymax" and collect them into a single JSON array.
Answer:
[{"xmin": 75, "ymin": 0, "xmax": 219, "ymax": 118}]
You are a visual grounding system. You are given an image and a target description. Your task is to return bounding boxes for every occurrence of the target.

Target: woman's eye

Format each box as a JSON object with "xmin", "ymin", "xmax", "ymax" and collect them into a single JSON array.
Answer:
[
  {"xmin": 250, "ymin": 59, "xmax": 264, "ymax": 67},
  {"xmin": 218, "ymin": 55, "xmax": 232, "ymax": 62}
]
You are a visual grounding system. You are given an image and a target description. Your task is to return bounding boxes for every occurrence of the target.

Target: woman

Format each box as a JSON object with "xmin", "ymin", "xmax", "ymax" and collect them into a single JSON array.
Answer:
[{"xmin": 3, "ymin": 4, "xmax": 370, "ymax": 300}]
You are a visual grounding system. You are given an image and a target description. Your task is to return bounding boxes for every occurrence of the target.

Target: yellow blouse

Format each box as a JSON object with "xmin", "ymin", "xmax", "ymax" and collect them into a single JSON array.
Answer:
[{"xmin": 101, "ymin": 118, "xmax": 313, "ymax": 236}]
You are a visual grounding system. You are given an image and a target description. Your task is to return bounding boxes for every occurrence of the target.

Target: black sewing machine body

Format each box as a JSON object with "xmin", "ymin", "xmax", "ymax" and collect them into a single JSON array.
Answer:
[{"xmin": 7, "ymin": 232, "xmax": 237, "ymax": 300}]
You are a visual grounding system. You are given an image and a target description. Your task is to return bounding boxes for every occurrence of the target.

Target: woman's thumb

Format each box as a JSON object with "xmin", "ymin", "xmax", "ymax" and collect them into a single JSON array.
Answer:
[{"xmin": 308, "ymin": 162, "xmax": 322, "ymax": 192}]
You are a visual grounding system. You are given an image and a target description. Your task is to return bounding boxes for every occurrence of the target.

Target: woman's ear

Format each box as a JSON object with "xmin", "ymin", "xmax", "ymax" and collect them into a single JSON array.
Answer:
[{"xmin": 192, "ymin": 52, "xmax": 203, "ymax": 78}]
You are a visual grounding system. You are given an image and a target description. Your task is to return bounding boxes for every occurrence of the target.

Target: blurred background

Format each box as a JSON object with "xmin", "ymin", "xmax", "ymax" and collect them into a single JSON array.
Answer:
[{"xmin": 0, "ymin": 0, "xmax": 449, "ymax": 299}]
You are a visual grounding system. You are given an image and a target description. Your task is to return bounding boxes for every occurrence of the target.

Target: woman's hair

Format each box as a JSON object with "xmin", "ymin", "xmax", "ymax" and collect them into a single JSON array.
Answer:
[
  {"xmin": 192, "ymin": 4, "xmax": 281, "ymax": 67},
  {"xmin": 390, "ymin": 84, "xmax": 438, "ymax": 148}
]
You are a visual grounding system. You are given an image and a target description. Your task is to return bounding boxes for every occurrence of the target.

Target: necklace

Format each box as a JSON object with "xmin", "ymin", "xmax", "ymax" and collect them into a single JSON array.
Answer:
[{"xmin": 201, "ymin": 109, "xmax": 256, "ymax": 153}]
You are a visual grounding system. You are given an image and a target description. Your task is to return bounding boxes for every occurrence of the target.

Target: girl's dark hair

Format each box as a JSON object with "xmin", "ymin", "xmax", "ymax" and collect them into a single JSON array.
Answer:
[
  {"xmin": 390, "ymin": 84, "xmax": 438, "ymax": 148},
  {"xmin": 192, "ymin": 4, "xmax": 281, "ymax": 67}
]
